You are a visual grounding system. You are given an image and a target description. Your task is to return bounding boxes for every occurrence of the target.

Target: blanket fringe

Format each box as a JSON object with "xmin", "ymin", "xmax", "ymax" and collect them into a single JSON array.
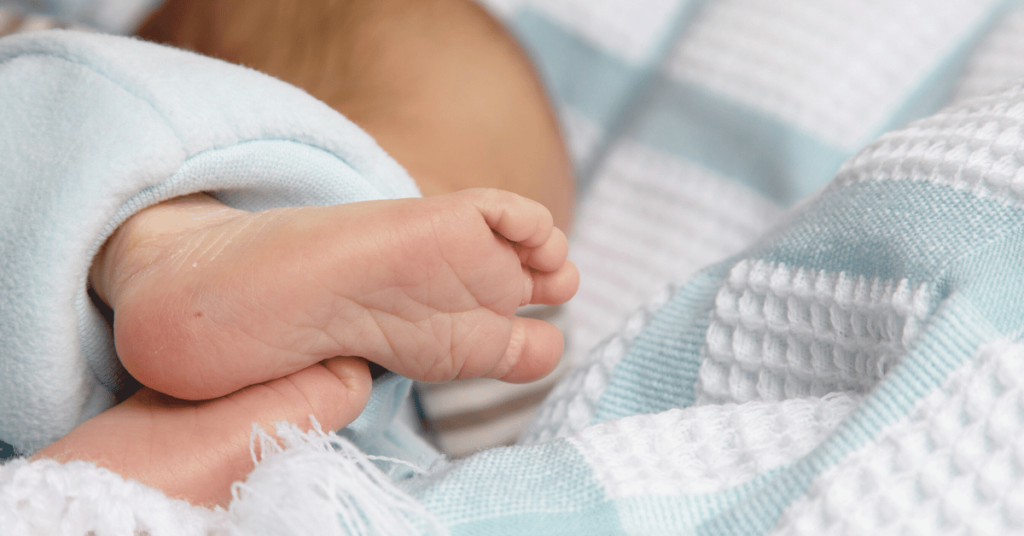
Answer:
[{"xmin": 216, "ymin": 418, "xmax": 447, "ymax": 536}]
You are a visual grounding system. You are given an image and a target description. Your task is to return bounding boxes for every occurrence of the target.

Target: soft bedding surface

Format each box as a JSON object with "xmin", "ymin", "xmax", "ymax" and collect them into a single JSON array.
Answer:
[{"xmin": 7, "ymin": 1, "xmax": 1024, "ymax": 534}]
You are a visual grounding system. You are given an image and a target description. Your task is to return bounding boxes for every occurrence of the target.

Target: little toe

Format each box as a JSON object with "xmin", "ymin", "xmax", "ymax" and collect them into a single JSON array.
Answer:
[
  {"xmin": 526, "ymin": 260, "xmax": 580, "ymax": 305},
  {"xmin": 486, "ymin": 316, "xmax": 564, "ymax": 383}
]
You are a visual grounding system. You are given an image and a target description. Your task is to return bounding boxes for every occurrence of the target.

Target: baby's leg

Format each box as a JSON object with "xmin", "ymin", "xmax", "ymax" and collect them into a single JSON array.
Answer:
[
  {"xmin": 91, "ymin": 189, "xmax": 578, "ymax": 401},
  {"xmin": 137, "ymin": 0, "xmax": 575, "ymax": 230}
]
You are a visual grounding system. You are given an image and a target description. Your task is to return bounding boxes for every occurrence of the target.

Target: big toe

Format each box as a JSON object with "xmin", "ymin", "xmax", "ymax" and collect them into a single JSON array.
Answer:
[
  {"xmin": 271, "ymin": 357, "xmax": 373, "ymax": 432},
  {"xmin": 486, "ymin": 316, "xmax": 564, "ymax": 383}
]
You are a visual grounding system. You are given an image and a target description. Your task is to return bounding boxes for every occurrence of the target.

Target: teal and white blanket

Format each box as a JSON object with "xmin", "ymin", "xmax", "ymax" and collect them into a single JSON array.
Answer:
[{"xmin": 6, "ymin": 0, "xmax": 1024, "ymax": 534}]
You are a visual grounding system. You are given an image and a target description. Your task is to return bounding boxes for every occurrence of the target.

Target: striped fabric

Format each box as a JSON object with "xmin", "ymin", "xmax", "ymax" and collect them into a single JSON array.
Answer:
[
  {"xmin": 375, "ymin": 4, "xmax": 1024, "ymax": 532},
  {"xmin": 422, "ymin": 0, "xmax": 1024, "ymax": 457},
  {"xmin": 487, "ymin": 0, "xmax": 1015, "ymax": 372}
]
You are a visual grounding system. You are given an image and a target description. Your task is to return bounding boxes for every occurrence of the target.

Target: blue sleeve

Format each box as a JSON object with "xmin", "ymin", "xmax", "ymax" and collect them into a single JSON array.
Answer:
[{"xmin": 0, "ymin": 29, "xmax": 418, "ymax": 455}]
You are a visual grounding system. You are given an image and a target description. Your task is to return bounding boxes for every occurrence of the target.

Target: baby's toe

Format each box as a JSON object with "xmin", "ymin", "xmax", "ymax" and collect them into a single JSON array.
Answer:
[
  {"xmin": 487, "ymin": 316, "xmax": 564, "ymax": 383},
  {"xmin": 520, "ymin": 226, "xmax": 569, "ymax": 272},
  {"xmin": 466, "ymin": 188, "xmax": 554, "ymax": 247},
  {"xmin": 294, "ymin": 357, "xmax": 374, "ymax": 430}
]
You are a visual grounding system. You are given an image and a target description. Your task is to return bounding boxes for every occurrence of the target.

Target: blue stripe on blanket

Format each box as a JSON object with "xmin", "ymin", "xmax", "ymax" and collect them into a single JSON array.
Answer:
[
  {"xmin": 616, "ymin": 469, "xmax": 784, "ymax": 534},
  {"xmin": 342, "ymin": 374, "xmax": 443, "ymax": 473},
  {"xmin": 512, "ymin": 2, "xmax": 707, "ymax": 193},
  {"xmin": 514, "ymin": 9, "xmax": 635, "ymax": 132},
  {"xmin": 872, "ymin": 4, "xmax": 1010, "ymax": 150},
  {"xmin": 512, "ymin": 1, "xmax": 708, "ymax": 130},
  {"xmin": 593, "ymin": 268, "xmax": 725, "ymax": 424},
  {"xmin": 629, "ymin": 79, "xmax": 850, "ymax": 204},
  {"xmin": 410, "ymin": 439, "xmax": 620, "ymax": 534},
  {"xmin": 749, "ymin": 179, "xmax": 1024, "ymax": 286},
  {"xmin": 511, "ymin": 6, "xmax": 1011, "ymax": 205}
]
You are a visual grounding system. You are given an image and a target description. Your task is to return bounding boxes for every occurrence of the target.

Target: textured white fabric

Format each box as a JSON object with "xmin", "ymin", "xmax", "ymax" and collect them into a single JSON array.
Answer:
[
  {"xmin": 836, "ymin": 78, "xmax": 1024, "ymax": 206},
  {"xmin": 665, "ymin": 0, "xmax": 997, "ymax": 147},
  {"xmin": 770, "ymin": 340, "xmax": 1024, "ymax": 536},
  {"xmin": 223, "ymin": 423, "xmax": 446, "ymax": 536},
  {"xmin": 695, "ymin": 260, "xmax": 933, "ymax": 405},
  {"xmin": 570, "ymin": 393, "xmax": 859, "ymax": 498},
  {"xmin": 0, "ymin": 458, "xmax": 220, "ymax": 536}
]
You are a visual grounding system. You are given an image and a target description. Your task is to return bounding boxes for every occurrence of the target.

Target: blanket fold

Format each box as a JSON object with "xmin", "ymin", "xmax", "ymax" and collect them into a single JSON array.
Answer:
[{"xmin": 392, "ymin": 77, "xmax": 1024, "ymax": 534}]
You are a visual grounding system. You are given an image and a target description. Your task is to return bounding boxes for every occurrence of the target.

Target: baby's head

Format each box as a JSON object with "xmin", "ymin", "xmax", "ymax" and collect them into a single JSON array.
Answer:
[
  {"xmin": 138, "ymin": 0, "xmax": 362, "ymax": 110},
  {"xmin": 138, "ymin": 0, "xmax": 574, "ymax": 230}
]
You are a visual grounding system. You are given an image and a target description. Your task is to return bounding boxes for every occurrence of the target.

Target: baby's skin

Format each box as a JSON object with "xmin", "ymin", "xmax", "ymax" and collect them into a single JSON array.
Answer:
[
  {"xmin": 38, "ymin": 356, "xmax": 372, "ymax": 507},
  {"xmin": 40, "ymin": 189, "xmax": 578, "ymax": 506},
  {"xmin": 94, "ymin": 189, "xmax": 576, "ymax": 399}
]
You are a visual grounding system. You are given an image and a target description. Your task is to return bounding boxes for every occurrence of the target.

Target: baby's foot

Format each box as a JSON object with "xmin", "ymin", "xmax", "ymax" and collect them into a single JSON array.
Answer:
[
  {"xmin": 36, "ymin": 356, "xmax": 372, "ymax": 507},
  {"xmin": 91, "ymin": 189, "xmax": 578, "ymax": 400}
]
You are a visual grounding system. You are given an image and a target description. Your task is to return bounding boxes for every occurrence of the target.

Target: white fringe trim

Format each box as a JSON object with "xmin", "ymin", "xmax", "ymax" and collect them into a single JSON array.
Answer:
[
  {"xmin": 220, "ymin": 419, "xmax": 447, "ymax": 536},
  {"xmin": 0, "ymin": 458, "xmax": 218, "ymax": 536}
]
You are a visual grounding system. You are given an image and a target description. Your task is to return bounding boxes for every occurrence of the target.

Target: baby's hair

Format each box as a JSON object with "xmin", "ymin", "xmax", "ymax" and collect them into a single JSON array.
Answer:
[{"xmin": 137, "ymin": 0, "xmax": 365, "ymax": 108}]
